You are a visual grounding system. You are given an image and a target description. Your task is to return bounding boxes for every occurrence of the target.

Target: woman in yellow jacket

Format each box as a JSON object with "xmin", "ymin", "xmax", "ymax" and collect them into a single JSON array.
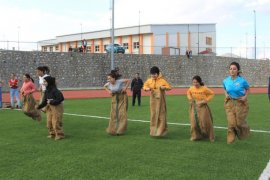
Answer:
[
  {"xmin": 143, "ymin": 66, "xmax": 172, "ymax": 137},
  {"xmin": 187, "ymin": 75, "xmax": 215, "ymax": 142}
]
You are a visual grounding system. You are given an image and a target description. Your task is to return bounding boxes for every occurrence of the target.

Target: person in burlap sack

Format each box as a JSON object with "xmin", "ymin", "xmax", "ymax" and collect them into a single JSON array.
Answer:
[
  {"xmin": 187, "ymin": 75, "xmax": 215, "ymax": 142},
  {"xmin": 20, "ymin": 73, "xmax": 41, "ymax": 121},
  {"xmin": 223, "ymin": 61, "xmax": 250, "ymax": 144},
  {"xmin": 36, "ymin": 66, "xmax": 50, "ymax": 112},
  {"xmin": 143, "ymin": 66, "xmax": 172, "ymax": 137},
  {"xmin": 36, "ymin": 76, "xmax": 65, "ymax": 140},
  {"xmin": 104, "ymin": 71, "xmax": 130, "ymax": 136}
]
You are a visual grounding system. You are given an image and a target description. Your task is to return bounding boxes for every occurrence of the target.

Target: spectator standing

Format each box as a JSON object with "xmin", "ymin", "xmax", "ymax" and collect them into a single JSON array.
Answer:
[
  {"xmin": 131, "ymin": 73, "xmax": 143, "ymax": 106},
  {"xmin": 0, "ymin": 79, "xmax": 3, "ymax": 108},
  {"xmin": 268, "ymin": 76, "xmax": 270, "ymax": 101},
  {"xmin": 82, "ymin": 39, "xmax": 87, "ymax": 53},
  {"xmin": 8, "ymin": 73, "xmax": 21, "ymax": 109}
]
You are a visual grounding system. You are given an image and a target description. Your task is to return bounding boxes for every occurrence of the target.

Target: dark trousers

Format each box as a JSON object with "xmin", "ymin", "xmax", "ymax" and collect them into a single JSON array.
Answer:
[{"xmin": 132, "ymin": 90, "xmax": 141, "ymax": 106}]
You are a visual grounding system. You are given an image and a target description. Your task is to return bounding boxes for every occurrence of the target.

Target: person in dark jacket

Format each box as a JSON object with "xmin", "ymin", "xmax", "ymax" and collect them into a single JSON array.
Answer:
[
  {"xmin": 131, "ymin": 73, "xmax": 143, "ymax": 106},
  {"xmin": 36, "ymin": 76, "xmax": 65, "ymax": 140},
  {"xmin": 268, "ymin": 76, "xmax": 270, "ymax": 101}
]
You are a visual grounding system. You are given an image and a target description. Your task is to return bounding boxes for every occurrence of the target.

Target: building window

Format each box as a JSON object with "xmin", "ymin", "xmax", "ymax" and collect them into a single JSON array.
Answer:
[
  {"xmin": 87, "ymin": 46, "xmax": 91, "ymax": 53},
  {"xmin": 104, "ymin": 45, "xmax": 107, "ymax": 51},
  {"xmin": 206, "ymin": 48, "xmax": 212, "ymax": 52},
  {"xmin": 49, "ymin": 46, "xmax": 53, "ymax": 52},
  {"xmin": 133, "ymin": 42, "xmax": 139, "ymax": 49},
  {"xmin": 43, "ymin": 47, "xmax": 47, "ymax": 52},
  {"xmin": 95, "ymin": 45, "xmax": 100, "ymax": 52},
  {"xmin": 206, "ymin": 37, "xmax": 212, "ymax": 45},
  {"xmin": 55, "ymin": 45, "xmax": 59, "ymax": 51},
  {"xmin": 123, "ymin": 43, "xmax": 128, "ymax": 49}
]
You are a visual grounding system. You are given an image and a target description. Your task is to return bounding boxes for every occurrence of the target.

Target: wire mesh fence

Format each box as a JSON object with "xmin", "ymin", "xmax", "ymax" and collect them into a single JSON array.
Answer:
[{"xmin": 0, "ymin": 40, "xmax": 269, "ymax": 60}]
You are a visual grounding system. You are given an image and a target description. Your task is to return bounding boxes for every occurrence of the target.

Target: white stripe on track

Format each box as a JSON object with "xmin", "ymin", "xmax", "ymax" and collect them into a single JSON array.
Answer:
[
  {"xmin": 63, "ymin": 112, "xmax": 270, "ymax": 134},
  {"xmin": 259, "ymin": 160, "xmax": 270, "ymax": 180}
]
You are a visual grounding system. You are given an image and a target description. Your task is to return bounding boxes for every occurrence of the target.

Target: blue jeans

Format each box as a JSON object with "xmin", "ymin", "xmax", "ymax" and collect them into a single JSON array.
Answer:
[
  {"xmin": 10, "ymin": 88, "xmax": 21, "ymax": 108},
  {"xmin": 0, "ymin": 87, "xmax": 2, "ymax": 108}
]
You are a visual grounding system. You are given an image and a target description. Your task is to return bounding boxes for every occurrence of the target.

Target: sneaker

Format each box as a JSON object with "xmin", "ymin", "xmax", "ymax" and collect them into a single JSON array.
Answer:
[
  {"xmin": 36, "ymin": 115, "xmax": 42, "ymax": 122},
  {"xmin": 55, "ymin": 136, "xmax": 64, "ymax": 141},
  {"xmin": 47, "ymin": 135, "xmax": 55, "ymax": 139}
]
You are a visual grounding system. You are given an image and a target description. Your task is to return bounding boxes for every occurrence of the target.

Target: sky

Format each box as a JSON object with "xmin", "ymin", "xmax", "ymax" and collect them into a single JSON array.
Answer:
[{"xmin": 0, "ymin": 0, "xmax": 269, "ymax": 58}]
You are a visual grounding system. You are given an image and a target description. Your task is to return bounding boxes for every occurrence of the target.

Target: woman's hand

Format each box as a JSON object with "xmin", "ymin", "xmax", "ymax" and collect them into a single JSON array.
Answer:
[
  {"xmin": 197, "ymin": 100, "xmax": 207, "ymax": 106},
  {"xmin": 238, "ymin": 95, "xmax": 247, "ymax": 102},
  {"xmin": 144, "ymin": 88, "xmax": 151, "ymax": 91},
  {"xmin": 160, "ymin": 86, "xmax": 166, "ymax": 90},
  {"xmin": 121, "ymin": 88, "xmax": 127, "ymax": 94}
]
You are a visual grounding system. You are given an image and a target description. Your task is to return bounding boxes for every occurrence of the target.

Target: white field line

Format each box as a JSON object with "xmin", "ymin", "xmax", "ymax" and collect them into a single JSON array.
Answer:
[
  {"xmin": 63, "ymin": 112, "xmax": 270, "ymax": 134},
  {"xmin": 2, "ymin": 109, "xmax": 270, "ymax": 134},
  {"xmin": 259, "ymin": 160, "xmax": 270, "ymax": 180}
]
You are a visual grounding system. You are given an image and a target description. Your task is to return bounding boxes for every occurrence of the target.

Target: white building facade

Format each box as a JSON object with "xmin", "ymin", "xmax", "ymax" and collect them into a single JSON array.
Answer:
[{"xmin": 38, "ymin": 24, "xmax": 216, "ymax": 55}]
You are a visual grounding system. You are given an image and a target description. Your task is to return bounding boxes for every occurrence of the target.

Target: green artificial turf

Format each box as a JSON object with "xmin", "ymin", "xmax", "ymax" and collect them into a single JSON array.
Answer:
[{"xmin": 0, "ymin": 94, "xmax": 269, "ymax": 179}]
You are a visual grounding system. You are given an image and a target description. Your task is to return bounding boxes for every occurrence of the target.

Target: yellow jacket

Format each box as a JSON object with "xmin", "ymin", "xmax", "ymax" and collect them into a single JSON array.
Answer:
[
  {"xmin": 187, "ymin": 86, "xmax": 214, "ymax": 102},
  {"xmin": 143, "ymin": 74, "xmax": 172, "ymax": 91}
]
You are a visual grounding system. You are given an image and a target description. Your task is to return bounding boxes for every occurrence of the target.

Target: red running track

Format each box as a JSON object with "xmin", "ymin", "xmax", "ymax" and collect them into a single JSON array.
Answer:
[{"xmin": 2, "ymin": 87, "xmax": 267, "ymax": 102}]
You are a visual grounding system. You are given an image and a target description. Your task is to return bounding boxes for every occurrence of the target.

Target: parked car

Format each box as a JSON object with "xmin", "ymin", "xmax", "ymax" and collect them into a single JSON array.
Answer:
[{"xmin": 105, "ymin": 44, "xmax": 125, "ymax": 54}]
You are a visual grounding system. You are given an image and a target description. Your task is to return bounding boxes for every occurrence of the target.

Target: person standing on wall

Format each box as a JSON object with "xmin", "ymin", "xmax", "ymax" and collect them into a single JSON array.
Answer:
[
  {"xmin": 131, "ymin": 73, "xmax": 143, "ymax": 106},
  {"xmin": 82, "ymin": 39, "xmax": 87, "ymax": 53},
  {"xmin": 8, "ymin": 73, "xmax": 21, "ymax": 109},
  {"xmin": 223, "ymin": 61, "xmax": 250, "ymax": 144}
]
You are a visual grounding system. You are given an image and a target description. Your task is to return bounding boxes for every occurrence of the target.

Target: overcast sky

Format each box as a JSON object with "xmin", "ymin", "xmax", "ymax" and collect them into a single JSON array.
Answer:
[{"xmin": 0, "ymin": 0, "xmax": 269, "ymax": 57}]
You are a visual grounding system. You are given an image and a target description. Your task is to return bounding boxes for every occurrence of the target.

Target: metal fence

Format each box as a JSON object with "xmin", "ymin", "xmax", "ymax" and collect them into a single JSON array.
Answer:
[
  {"xmin": 0, "ymin": 40, "xmax": 39, "ymax": 51},
  {"xmin": 1, "ymin": 40, "xmax": 269, "ymax": 60}
]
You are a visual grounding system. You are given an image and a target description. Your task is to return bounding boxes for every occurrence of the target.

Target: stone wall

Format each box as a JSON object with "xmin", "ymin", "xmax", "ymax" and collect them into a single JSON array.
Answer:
[{"xmin": 0, "ymin": 50, "xmax": 269, "ymax": 91}]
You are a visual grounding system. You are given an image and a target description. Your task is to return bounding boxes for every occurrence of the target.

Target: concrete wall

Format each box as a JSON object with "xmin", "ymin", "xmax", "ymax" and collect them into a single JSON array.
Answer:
[{"xmin": 0, "ymin": 50, "xmax": 269, "ymax": 92}]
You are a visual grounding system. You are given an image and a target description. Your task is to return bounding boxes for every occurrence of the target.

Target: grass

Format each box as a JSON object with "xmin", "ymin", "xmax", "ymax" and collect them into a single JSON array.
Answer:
[{"xmin": 0, "ymin": 94, "xmax": 269, "ymax": 180}]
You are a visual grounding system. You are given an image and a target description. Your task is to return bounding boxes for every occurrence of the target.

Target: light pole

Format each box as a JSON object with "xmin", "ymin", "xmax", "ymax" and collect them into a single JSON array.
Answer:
[
  {"xmin": 17, "ymin": 26, "xmax": 20, "ymax": 51},
  {"xmin": 138, "ymin": 10, "xmax": 141, "ymax": 54},
  {"xmin": 197, "ymin": 24, "xmax": 200, "ymax": 55},
  {"xmin": 245, "ymin": 32, "xmax": 248, "ymax": 59},
  {"xmin": 254, "ymin": 10, "xmax": 256, "ymax": 60},
  {"xmin": 110, "ymin": 0, "xmax": 115, "ymax": 70},
  {"xmin": 80, "ymin": 23, "xmax": 82, "ymax": 41}
]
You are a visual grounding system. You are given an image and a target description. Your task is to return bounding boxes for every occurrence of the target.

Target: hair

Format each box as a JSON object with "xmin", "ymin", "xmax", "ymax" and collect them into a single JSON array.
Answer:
[
  {"xmin": 44, "ymin": 76, "xmax": 56, "ymax": 90},
  {"xmin": 192, "ymin": 75, "xmax": 204, "ymax": 86},
  {"xmin": 108, "ymin": 70, "xmax": 121, "ymax": 80},
  {"xmin": 36, "ymin": 66, "xmax": 50, "ymax": 74},
  {"xmin": 150, "ymin": 66, "xmax": 160, "ymax": 75},
  {"xmin": 229, "ymin": 61, "xmax": 241, "ymax": 75},
  {"xmin": 24, "ymin": 73, "xmax": 34, "ymax": 83}
]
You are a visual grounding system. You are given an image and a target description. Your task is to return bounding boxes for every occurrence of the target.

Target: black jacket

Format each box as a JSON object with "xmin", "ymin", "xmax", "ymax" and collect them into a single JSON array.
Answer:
[
  {"xmin": 37, "ymin": 87, "xmax": 64, "ymax": 109},
  {"xmin": 131, "ymin": 78, "xmax": 143, "ymax": 91},
  {"xmin": 37, "ymin": 76, "xmax": 64, "ymax": 109}
]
